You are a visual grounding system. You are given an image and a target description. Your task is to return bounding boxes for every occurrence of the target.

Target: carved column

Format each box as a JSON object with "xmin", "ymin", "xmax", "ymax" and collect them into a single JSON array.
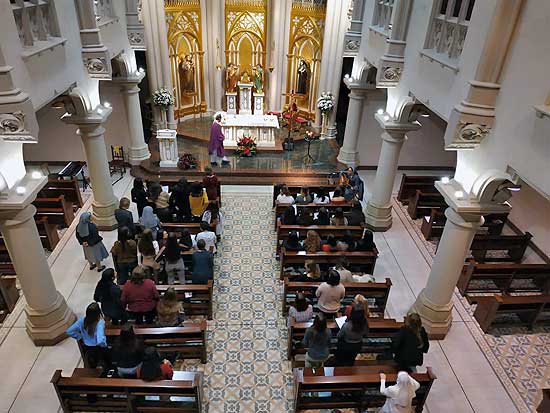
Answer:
[
  {"xmin": 444, "ymin": 0, "xmax": 524, "ymax": 149},
  {"xmin": 344, "ymin": 0, "xmax": 365, "ymax": 56}
]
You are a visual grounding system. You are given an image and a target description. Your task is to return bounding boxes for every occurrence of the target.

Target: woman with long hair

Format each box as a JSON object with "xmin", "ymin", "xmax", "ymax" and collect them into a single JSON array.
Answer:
[
  {"xmin": 156, "ymin": 287, "xmax": 184, "ymax": 327},
  {"xmin": 297, "ymin": 209, "xmax": 314, "ymax": 226},
  {"xmin": 93, "ymin": 268, "xmax": 126, "ymax": 324},
  {"xmin": 280, "ymin": 205, "xmax": 297, "ymax": 225},
  {"xmin": 288, "ymin": 293, "xmax": 313, "ymax": 323},
  {"xmin": 202, "ymin": 201, "xmax": 224, "ymax": 239},
  {"xmin": 295, "ymin": 187, "xmax": 312, "ymax": 204},
  {"xmin": 76, "ymin": 212, "xmax": 109, "ymax": 272},
  {"xmin": 334, "ymin": 303, "xmax": 369, "ymax": 366},
  {"xmin": 330, "ymin": 207, "xmax": 348, "ymax": 226},
  {"xmin": 315, "ymin": 269, "xmax": 345, "ymax": 318},
  {"xmin": 189, "ymin": 182, "xmax": 209, "ymax": 220},
  {"xmin": 137, "ymin": 228, "xmax": 160, "ymax": 275},
  {"xmin": 344, "ymin": 294, "xmax": 370, "ymax": 319},
  {"xmin": 313, "ymin": 188, "xmax": 330, "ymax": 204},
  {"xmin": 112, "ymin": 324, "xmax": 144, "ymax": 377},
  {"xmin": 111, "ymin": 226, "xmax": 138, "ymax": 285},
  {"xmin": 392, "ymin": 313, "xmax": 429, "ymax": 372},
  {"xmin": 147, "ymin": 182, "xmax": 162, "ymax": 208},
  {"xmin": 179, "ymin": 229, "xmax": 193, "ymax": 251},
  {"xmin": 314, "ymin": 207, "xmax": 331, "ymax": 225},
  {"xmin": 121, "ymin": 267, "xmax": 159, "ymax": 325},
  {"xmin": 169, "ymin": 177, "xmax": 191, "ymax": 221},
  {"xmin": 303, "ymin": 230, "xmax": 321, "ymax": 253},
  {"xmin": 131, "ymin": 178, "xmax": 148, "ymax": 218},
  {"xmin": 137, "ymin": 347, "xmax": 174, "ymax": 381},
  {"xmin": 139, "ymin": 206, "xmax": 162, "ymax": 240},
  {"xmin": 337, "ymin": 229, "xmax": 356, "ymax": 252},
  {"xmin": 380, "ymin": 370, "xmax": 421, "ymax": 413},
  {"xmin": 356, "ymin": 229, "xmax": 376, "ymax": 251},
  {"xmin": 331, "ymin": 187, "xmax": 346, "ymax": 204},
  {"xmin": 163, "ymin": 233, "xmax": 185, "ymax": 284},
  {"xmin": 322, "ymin": 233, "xmax": 338, "ymax": 252},
  {"xmin": 282, "ymin": 230, "xmax": 301, "ymax": 251},
  {"xmin": 66, "ymin": 302, "xmax": 107, "ymax": 368},
  {"xmin": 302, "ymin": 314, "xmax": 332, "ymax": 368}
]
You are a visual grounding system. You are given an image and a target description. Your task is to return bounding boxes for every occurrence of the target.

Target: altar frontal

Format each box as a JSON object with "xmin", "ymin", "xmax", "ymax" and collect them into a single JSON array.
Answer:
[{"xmin": 221, "ymin": 114, "xmax": 279, "ymax": 148}]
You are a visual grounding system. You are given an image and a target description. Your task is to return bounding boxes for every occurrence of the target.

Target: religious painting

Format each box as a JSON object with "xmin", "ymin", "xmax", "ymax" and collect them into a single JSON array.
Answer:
[
  {"xmin": 286, "ymin": 1, "xmax": 326, "ymax": 119},
  {"xmin": 165, "ymin": 0, "xmax": 207, "ymax": 118}
]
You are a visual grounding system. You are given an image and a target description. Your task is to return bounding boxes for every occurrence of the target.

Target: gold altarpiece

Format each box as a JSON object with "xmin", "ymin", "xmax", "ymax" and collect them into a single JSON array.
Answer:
[
  {"xmin": 224, "ymin": 0, "xmax": 267, "ymax": 93},
  {"xmin": 165, "ymin": 0, "xmax": 207, "ymax": 118},
  {"xmin": 285, "ymin": 1, "xmax": 326, "ymax": 119}
]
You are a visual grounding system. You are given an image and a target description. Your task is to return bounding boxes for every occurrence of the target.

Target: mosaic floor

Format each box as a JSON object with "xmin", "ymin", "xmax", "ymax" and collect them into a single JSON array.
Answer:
[{"xmin": 392, "ymin": 197, "xmax": 550, "ymax": 412}]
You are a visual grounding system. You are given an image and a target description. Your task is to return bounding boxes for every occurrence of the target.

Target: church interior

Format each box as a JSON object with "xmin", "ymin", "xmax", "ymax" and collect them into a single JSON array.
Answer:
[{"xmin": 0, "ymin": 0, "xmax": 549, "ymax": 412}]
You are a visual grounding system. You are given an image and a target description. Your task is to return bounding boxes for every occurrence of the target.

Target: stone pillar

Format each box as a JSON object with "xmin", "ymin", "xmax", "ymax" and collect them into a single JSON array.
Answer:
[
  {"xmin": 267, "ymin": 0, "xmax": 292, "ymax": 111},
  {"xmin": 365, "ymin": 105, "xmax": 421, "ymax": 230},
  {"xmin": 0, "ymin": 205, "xmax": 75, "ymax": 345},
  {"xmin": 116, "ymin": 74, "xmax": 151, "ymax": 165},
  {"xmin": 412, "ymin": 208, "xmax": 483, "ymax": 338},
  {"xmin": 337, "ymin": 79, "xmax": 370, "ymax": 166}
]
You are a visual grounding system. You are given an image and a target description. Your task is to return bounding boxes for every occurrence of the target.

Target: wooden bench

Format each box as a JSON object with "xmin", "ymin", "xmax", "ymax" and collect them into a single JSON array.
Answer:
[
  {"xmin": 0, "ymin": 248, "xmax": 15, "ymax": 275},
  {"xmin": 157, "ymin": 282, "xmax": 213, "ymax": 320},
  {"xmin": 293, "ymin": 365, "xmax": 436, "ymax": 413},
  {"xmin": 288, "ymin": 318, "xmax": 402, "ymax": 362},
  {"xmin": 33, "ymin": 195, "xmax": 75, "ymax": 227},
  {"xmin": 105, "ymin": 322, "xmax": 207, "ymax": 363},
  {"xmin": 51, "ymin": 368, "xmax": 203, "ymax": 413},
  {"xmin": 397, "ymin": 174, "xmax": 451, "ymax": 204},
  {"xmin": 273, "ymin": 184, "xmax": 336, "ymax": 206},
  {"xmin": 39, "ymin": 178, "xmax": 84, "ymax": 209},
  {"xmin": 276, "ymin": 224, "xmax": 364, "ymax": 254},
  {"xmin": 0, "ymin": 275, "xmax": 19, "ymax": 323},
  {"xmin": 537, "ymin": 388, "xmax": 550, "ymax": 412},
  {"xmin": 280, "ymin": 250, "xmax": 378, "ymax": 280},
  {"xmin": 469, "ymin": 232, "xmax": 533, "ymax": 263},
  {"xmin": 275, "ymin": 202, "xmax": 353, "ymax": 229},
  {"xmin": 406, "ymin": 190, "xmax": 447, "ymax": 220},
  {"xmin": 457, "ymin": 260, "xmax": 550, "ymax": 298},
  {"xmin": 421, "ymin": 209, "xmax": 509, "ymax": 240},
  {"xmin": 161, "ymin": 222, "xmax": 202, "ymax": 235},
  {"xmin": 473, "ymin": 294, "xmax": 550, "ymax": 332},
  {"xmin": 0, "ymin": 216, "xmax": 59, "ymax": 252},
  {"xmin": 282, "ymin": 277, "xmax": 391, "ymax": 316}
]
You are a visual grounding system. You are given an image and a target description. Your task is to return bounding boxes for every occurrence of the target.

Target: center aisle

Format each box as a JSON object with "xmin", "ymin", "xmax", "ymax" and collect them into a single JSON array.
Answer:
[{"xmin": 192, "ymin": 187, "xmax": 293, "ymax": 412}]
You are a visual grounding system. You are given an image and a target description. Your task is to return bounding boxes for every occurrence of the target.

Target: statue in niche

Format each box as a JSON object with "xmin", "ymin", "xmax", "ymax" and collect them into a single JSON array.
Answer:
[
  {"xmin": 253, "ymin": 64, "xmax": 264, "ymax": 94},
  {"xmin": 178, "ymin": 54, "xmax": 195, "ymax": 95},
  {"xmin": 296, "ymin": 59, "xmax": 310, "ymax": 95},
  {"xmin": 225, "ymin": 63, "xmax": 239, "ymax": 93}
]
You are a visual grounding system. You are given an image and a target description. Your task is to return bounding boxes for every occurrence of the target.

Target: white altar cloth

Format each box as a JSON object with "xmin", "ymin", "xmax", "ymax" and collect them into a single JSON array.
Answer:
[{"xmin": 222, "ymin": 114, "xmax": 279, "ymax": 148}]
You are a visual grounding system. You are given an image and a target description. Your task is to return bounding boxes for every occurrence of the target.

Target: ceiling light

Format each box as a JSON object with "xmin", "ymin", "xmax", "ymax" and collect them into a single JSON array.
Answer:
[
  {"xmin": 383, "ymin": 115, "xmax": 390, "ymax": 122},
  {"xmin": 31, "ymin": 171, "xmax": 43, "ymax": 179},
  {"xmin": 377, "ymin": 109, "xmax": 384, "ymax": 115},
  {"xmin": 103, "ymin": 102, "xmax": 111, "ymax": 108},
  {"xmin": 441, "ymin": 176, "xmax": 450, "ymax": 184},
  {"xmin": 454, "ymin": 190, "xmax": 464, "ymax": 199},
  {"xmin": 16, "ymin": 186, "xmax": 26, "ymax": 195}
]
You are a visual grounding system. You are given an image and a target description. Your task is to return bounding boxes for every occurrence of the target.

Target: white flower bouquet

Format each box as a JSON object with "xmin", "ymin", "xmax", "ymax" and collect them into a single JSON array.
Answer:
[
  {"xmin": 317, "ymin": 91, "xmax": 335, "ymax": 113},
  {"xmin": 152, "ymin": 88, "xmax": 175, "ymax": 108}
]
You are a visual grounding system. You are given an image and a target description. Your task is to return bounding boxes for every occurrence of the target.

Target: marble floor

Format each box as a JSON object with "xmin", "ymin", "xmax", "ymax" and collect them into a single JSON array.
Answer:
[{"xmin": 0, "ymin": 172, "xmax": 531, "ymax": 412}]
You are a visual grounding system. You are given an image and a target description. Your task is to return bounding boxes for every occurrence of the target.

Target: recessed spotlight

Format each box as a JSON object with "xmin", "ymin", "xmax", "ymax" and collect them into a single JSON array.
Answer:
[
  {"xmin": 31, "ymin": 171, "xmax": 42, "ymax": 179},
  {"xmin": 454, "ymin": 190, "xmax": 464, "ymax": 199},
  {"xmin": 138, "ymin": 67, "xmax": 145, "ymax": 73},
  {"xmin": 16, "ymin": 186, "xmax": 26, "ymax": 195},
  {"xmin": 383, "ymin": 115, "xmax": 390, "ymax": 122},
  {"xmin": 103, "ymin": 102, "xmax": 111, "ymax": 108},
  {"xmin": 377, "ymin": 109, "xmax": 384, "ymax": 115},
  {"xmin": 441, "ymin": 176, "xmax": 450, "ymax": 184}
]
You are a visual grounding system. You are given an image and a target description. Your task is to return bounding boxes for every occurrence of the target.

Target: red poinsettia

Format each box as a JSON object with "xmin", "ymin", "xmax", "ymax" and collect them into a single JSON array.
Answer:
[{"xmin": 244, "ymin": 148, "xmax": 250, "ymax": 155}]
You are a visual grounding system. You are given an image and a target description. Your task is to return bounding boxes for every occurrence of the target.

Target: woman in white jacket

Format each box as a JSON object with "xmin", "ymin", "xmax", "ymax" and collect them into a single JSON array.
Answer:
[{"xmin": 379, "ymin": 371, "xmax": 420, "ymax": 412}]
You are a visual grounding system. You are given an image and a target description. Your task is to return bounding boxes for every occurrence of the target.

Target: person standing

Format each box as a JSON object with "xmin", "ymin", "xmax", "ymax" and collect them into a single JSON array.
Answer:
[
  {"xmin": 111, "ymin": 227, "xmax": 138, "ymax": 285},
  {"xmin": 66, "ymin": 302, "xmax": 108, "ymax": 368},
  {"xmin": 192, "ymin": 239, "xmax": 214, "ymax": 284},
  {"xmin": 334, "ymin": 303, "xmax": 369, "ymax": 366},
  {"xmin": 169, "ymin": 178, "xmax": 191, "ymax": 221},
  {"xmin": 202, "ymin": 166, "xmax": 220, "ymax": 202},
  {"xmin": 93, "ymin": 268, "xmax": 126, "ymax": 324},
  {"xmin": 315, "ymin": 270, "xmax": 345, "ymax": 318},
  {"xmin": 76, "ymin": 212, "xmax": 109, "ymax": 272},
  {"xmin": 131, "ymin": 178, "xmax": 148, "ymax": 218},
  {"xmin": 208, "ymin": 114, "xmax": 230, "ymax": 166},
  {"xmin": 139, "ymin": 206, "xmax": 162, "ymax": 240},
  {"xmin": 302, "ymin": 314, "xmax": 332, "ymax": 368},
  {"xmin": 115, "ymin": 197, "xmax": 136, "ymax": 237},
  {"xmin": 121, "ymin": 267, "xmax": 159, "ymax": 325},
  {"xmin": 392, "ymin": 313, "xmax": 430, "ymax": 372}
]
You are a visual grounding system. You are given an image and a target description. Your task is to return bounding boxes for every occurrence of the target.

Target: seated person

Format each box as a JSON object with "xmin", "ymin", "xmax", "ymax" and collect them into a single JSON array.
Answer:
[
  {"xmin": 330, "ymin": 207, "xmax": 348, "ymax": 226},
  {"xmin": 283, "ymin": 230, "xmax": 302, "ymax": 251},
  {"xmin": 295, "ymin": 187, "xmax": 312, "ymax": 204},
  {"xmin": 331, "ymin": 187, "xmax": 346, "ymax": 204},
  {"xmin": 189, "ymin": 182, "xmax": 209, "ymax": 221},
  {"xmin": 137, "ymin": 347, "xmax": 174, "ymax": 381},
  {"xmin": 112, "ymin": 324, "xmax": 144, "ymax": 377},
  {"xmin": 314, "ymin": 207, "xmax": 330, "ymax": 225},
  {"xmin": 346, "ymin": 201, "xmax": 365, "ymax": 226},
  {"xmin": 288, "ymin": 293, "xmax": 314, "ymax": 323},
  {"xmin": 276, "ymin": 185, "xmax": 295, "ymax": 204},
  {"xmin": 195, "ymin": 221, "xmax": 217, "ymax": 253},
  {"xmin": 303, "ymin": 230, "xmax": 321, "ymax": 253},
  {"xmin": 321, "ymin": 234, "xmax": 338, "ymax": 252},
  {"xmin": 156, "ymin": 287, "xmax": 184, "ymax": 327},
  {"xmin": 290, "ymin": 260, "xmax": 321, "ymax": 282},
  {"xmin": 296, "ymin": 209, "xmax": 314, "ymax": 226},
  {"xmin": 334, "ymin": 257, "xmax": 354, "ymax": 283},
  {"xmin": 337, "ymin": 230, "xmax": 355, "ymax": 252},
  {"xmin": 280, "ymin": 205, "xmax": 297, "ymax": 225},
  {"xmin": 313, "ymin": 188, "xmax": 330, "ymax": 205},
  {"xmin": 192, "ymin": 239, "xmax": 214, "ymax": 284},
  {"xmin": 356, "ymin": 229, "xmax": 376, "ymax": 251}
]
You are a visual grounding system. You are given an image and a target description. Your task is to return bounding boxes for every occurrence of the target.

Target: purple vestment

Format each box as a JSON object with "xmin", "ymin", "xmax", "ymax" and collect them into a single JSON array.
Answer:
[{"xmin": 208, "ymin": 121, "xmax": 225, "ymax": 157}]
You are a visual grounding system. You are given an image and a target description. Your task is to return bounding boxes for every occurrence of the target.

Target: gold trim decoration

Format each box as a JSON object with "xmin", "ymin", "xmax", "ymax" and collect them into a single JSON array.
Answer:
[{"xmin": 165, "ymin": 0, "xmax": 207, "ymax": 118}]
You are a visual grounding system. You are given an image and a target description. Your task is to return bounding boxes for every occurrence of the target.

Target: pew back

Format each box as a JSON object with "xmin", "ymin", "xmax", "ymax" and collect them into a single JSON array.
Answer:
[
  {"xmin": 470, "ymin": 232, "xmax": 533, "ymax": 263},
  {"xmin": 397, "ymin": 174, "xmax": 449, "ymax": 203},
  {"xmin": 157, "ymin": 282, "xmax": 213, "ymax": 320},
  {"xmin": 276, "ymin": 224, "xmax": 364, "ymax": 254},
  {"xmin": 273, "ymin": 184, "xmax": 337, "ymax": 206},
  {"xmin": 33, "ymin": 195, "xmax": 75, "ymax": 227},
  {"xmin": 39, "ymin": 178, "xmax": 84, "ymax": 209},
  {"xmin": 275, "ymin": 202, "xmax": 353, "ymax": 229},
  {"xmin": 407, "ymin": 190, "xmax": 447, "ymax": 220}
]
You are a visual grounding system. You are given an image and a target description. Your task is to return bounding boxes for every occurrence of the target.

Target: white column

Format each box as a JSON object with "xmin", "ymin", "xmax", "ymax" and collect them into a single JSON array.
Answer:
[
  {"xmin": 337, "ymin": 82, "xmax": 369, "ymax": 166},
  {"xmin": 0, "ymin": 205, "xmax": 75, "ymax": 345},
  {"xmin": 412, "ymin": 208, "xmax": 483, "ymax": 338},
  {"xmin": 267, "ymin": 0, "xmax": 292, "ymax": 111},
  {"xmin": 120, "ymin": 81, "xmax": 151, "ymax": 164}
]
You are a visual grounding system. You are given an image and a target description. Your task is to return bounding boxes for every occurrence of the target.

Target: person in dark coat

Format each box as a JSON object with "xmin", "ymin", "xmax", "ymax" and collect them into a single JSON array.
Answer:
[
  {"xmin": 280, "ymin": 206, "xmax": 296, "ymax": 225},
  {"xmin": 93, "ymin": 268, "xmax": 126, "ymax": 324},
  {"xmin": 169, "ymin": 178, "xmax": 191, "ymax": 221},
  {"xmin": 131, "ymin": 178, "xmax": 148, "ymax": 218},
  {"xmin": 345, "ymin": 201, "xmax": 365, "ymax": 226},
  {"xmin": 192, "ymin": 239, "xmax": 214, "ymax": 284},
  {"xmin": 115, "ymin": 197, "xmax": 136, "ymax": 237},
  {"xmin": 392, "ymin": 313, "xmax": 430, "ymax": 372},
  {"xmin": 76, "ymin": 212, "xmax": 108, "ymax": 271},
  {"xmin": 355, "ymin": 229, "xmax": 376, "ymax": 251}
]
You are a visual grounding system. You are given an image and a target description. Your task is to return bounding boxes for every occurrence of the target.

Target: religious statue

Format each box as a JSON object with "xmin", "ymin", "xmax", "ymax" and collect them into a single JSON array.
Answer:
[
  {"xmin": 178, "ymin": 54, "xmax": 195, "ymax": 95},
  {"xmin": 225, "ymin": 63, "xmax": 239, "ymax": 93},
  {"xmin": 296, "ymin": 59, "xmax": 311, "ymax": 95},
  {"xmin": 253, "ymin": 64, "xmax": 264, "ymax": 94},
  {"xmin": 240, "ymin": 71, "xmax": 251, "ymax": 84}
]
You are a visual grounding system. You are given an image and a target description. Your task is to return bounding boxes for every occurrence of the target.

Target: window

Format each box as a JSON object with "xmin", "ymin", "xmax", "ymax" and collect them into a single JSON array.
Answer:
[
  {"xmin": 10, "ymin": 0, "xmax": 60, "ymax": 48},
  {"xmin": 371, "ymin": 0, "xmax": 394, "ymax": 36},
  {"xmin": 424, "ymin": 0, "xmax": 475, "ymax": 61}
]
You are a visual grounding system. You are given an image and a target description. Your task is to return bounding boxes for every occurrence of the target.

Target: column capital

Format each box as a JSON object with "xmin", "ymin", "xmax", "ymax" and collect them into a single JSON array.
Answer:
[
  {"xmin": 61, "ymin": 104, "xmax": 112, "ymax": 130},
  {"xmin": 0, "ymin": 173, "xmax": 46, "ymax": 212},
  {"xmin": 0, "ymin": 204, "xmax": 36, "ymax": 226},
  {"xmin": 375, "ymin": 112, "xmax": 421, "ymax": 133}
]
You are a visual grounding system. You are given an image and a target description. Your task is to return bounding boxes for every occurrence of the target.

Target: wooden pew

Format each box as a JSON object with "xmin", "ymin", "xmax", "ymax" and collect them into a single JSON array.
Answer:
[
  {"xmin": 280, "ymin": 250, "xmax": 378, "ymax": 280},
  {"xmin": 275, "ymin": 202, "xmax": 353, "ymax": 229},
  {"xmin": 0, "ymin": 247, "xmax": 15, "ymax": 275},
  {"xmin": 288, "ymin": 318, "xmax": 403, "ymax": 362},
  {"xmin": 293, "ymin": 365, "xmax": 436, "ymax": 413},
  {"xmin": 39, "ymin": 178, "xmax": 84, "ymax": 209},
  {"xmin": 157, "ymin": 282, "xmax": 213, "ymax": 320},
  {"xmin": 33, "ymin": 195, "xmax": 75, "ymax": 227},
  {"xmin": 421, "ymin": 209, "xmax": 509, "ymax": 240},
  {"xmin": 537, "ymin": 388, "xmax": 550, "ymax": 412},
  {"xmin": 457, "ymin": 260, "xmax": 550, "ymax": 298},
  {"xmin": 282, "ymin": 277, "xmax": 391, "ymax": 316},
  {"xmin": 0, "ymin": 275, "xmax": 19, "ymax": 323},
  {"xmin": 406, "ymin": 190, "xmax": 447, "ymax": 220},
  {"xmin": 273, "ymin": 184, "xmax": 337, "ymax": 206},
  {"xmin": 161, "ymin": 222, "xmax": 202, "ymax": 235},
  {"xmin": 473, "ymin": 294, "xmax": 550, "ymax": 332},
  {"xmin": 51, "ymin": 368, "xmax": 203, "ymax": 413},
  {"xmin": 276, "ymin": 224, "xmax": 364, "ymax": 254},
  {"xmin": 105, "ymin": 322, "xmax": 207, "ymax": 363},
  {"xmin": 469, "ymin": 232, "xmax": 533, "ymax": 263},
  {"xmin": 0, "ymin": 217, "xmax": 59, "ymax": 251},
  {"xmin": 397, "ymin": 174, "xmax": 451, "ymax": 204}
]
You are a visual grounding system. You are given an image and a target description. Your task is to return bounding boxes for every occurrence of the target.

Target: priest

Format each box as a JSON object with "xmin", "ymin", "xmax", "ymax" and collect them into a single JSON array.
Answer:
[{"xmin": 208, "ymin": 114, "xmax": 230, "ymax": 166}]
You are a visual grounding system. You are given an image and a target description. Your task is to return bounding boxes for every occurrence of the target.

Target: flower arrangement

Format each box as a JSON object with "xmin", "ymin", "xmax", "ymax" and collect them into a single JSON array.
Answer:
[
  {"xmin": 317, "ymin": 91, "xmax": 335, "ymax": 113},
  {"xmin": 236, "ymin": 136, "xmax": 257, "ymax": 157},
  {"xmin": 177, "ymin": 153, "xmax": 198, "ymax": 170},
  {"xmin": 152, "ymin": 88, "xmax": 175, "ymax": 108}
]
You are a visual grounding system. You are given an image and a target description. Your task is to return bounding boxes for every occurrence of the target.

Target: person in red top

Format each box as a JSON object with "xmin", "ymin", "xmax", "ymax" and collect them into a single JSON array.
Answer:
[
  {"xmin": 137, "ymin": 346, "xmax": 174, "ymax": 381},
  {"xmin": 202, "ymin": 166, "xmax": 219, "ymax": 202},
  {"xmin": 121, "ymin": 267, "xmax": 159, "ymax": 324}
]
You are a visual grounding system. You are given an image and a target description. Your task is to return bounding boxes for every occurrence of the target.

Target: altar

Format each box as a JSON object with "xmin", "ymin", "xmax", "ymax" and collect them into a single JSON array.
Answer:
[{"xmin": 221, "ymin": 114, "xmax": 279, "ymax": 148}]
